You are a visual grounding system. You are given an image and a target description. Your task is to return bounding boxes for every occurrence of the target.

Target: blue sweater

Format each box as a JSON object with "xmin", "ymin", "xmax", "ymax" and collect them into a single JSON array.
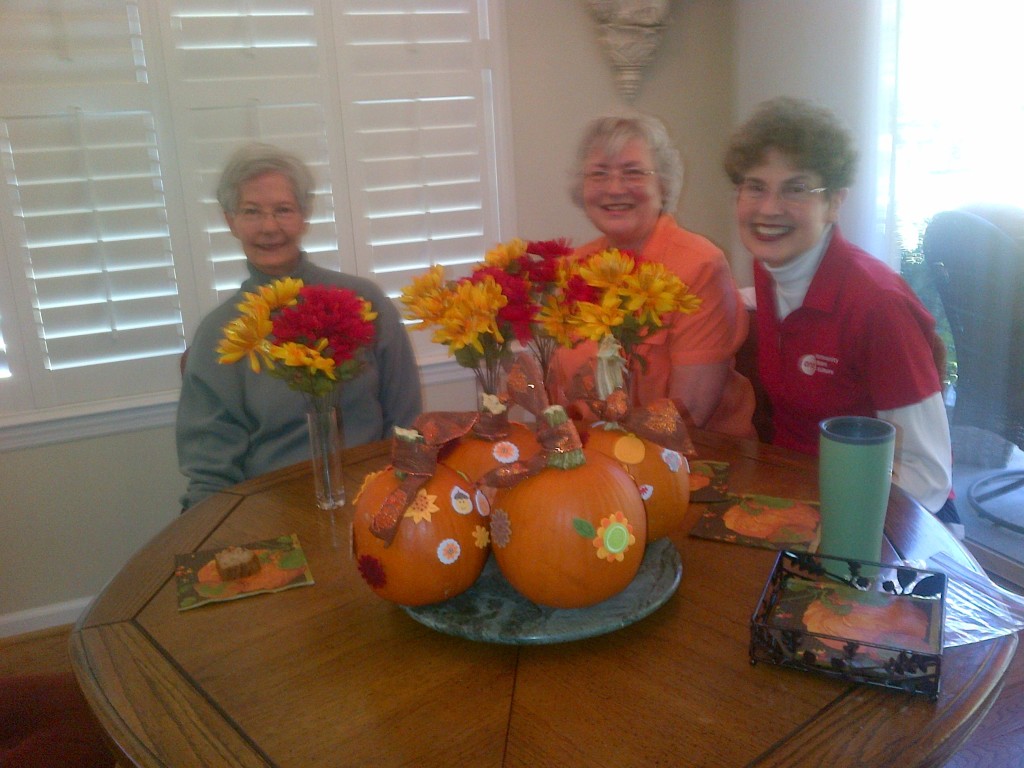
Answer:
[{"xmin": 176, "ymin": 257, "xmax": 422, "ymax": 509}]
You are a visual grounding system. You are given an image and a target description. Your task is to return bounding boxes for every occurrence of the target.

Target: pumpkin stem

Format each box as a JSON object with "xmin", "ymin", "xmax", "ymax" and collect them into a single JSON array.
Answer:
[
  {"xmin": 541, "ymin": 405, "xmax": 586, "ymax": 470},
  {"xmin": 394, "ymin": 426, "xmax": 424, "ymax": 443}
]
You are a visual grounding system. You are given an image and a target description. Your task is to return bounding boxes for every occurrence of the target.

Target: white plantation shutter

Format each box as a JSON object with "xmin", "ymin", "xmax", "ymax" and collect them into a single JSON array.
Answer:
[
  {"xmin": 333, "ymin": 0, "xmax": 508, "ymax": 300},
  {"xmin": 0, "ymin": 0, "xmax": 512, "ymax": 440},
  {"xmin": 0, "ymin": 314, "xmax": 10, "ymax": 379},
  {"xmin": 0, "ymin": 1, "xmax": 187, "ymax": 415}
]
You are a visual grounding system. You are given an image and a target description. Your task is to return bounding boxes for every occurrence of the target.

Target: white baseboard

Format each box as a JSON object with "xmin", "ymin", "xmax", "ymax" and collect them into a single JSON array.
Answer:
[{"xmin": 0, "ymin": 597, "xmax": 93, "ymax": 638}]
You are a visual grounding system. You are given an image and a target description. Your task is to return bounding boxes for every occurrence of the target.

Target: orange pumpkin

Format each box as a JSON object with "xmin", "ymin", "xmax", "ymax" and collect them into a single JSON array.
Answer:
[
  {"xmin": 491, "ymin": 446, "xmax": 647, "ymax": 609},
  {"xmin": 440, "ymin": 420, "xmax": 540, "ymax": 485},
  {"xmin": 353, "ymin": 463, "xmax": 490, "ymax": 606},
  {"xmin": 586, "ymin": 424, "xmax": 694, "ymax": 540}
]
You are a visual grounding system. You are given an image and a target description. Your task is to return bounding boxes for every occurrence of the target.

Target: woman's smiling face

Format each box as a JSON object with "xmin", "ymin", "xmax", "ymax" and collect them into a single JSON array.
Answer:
[
  {"xmin": 735, "ymin": 148, "xmax": 846, "ymax": 267},
  {"xmin": 225, "ymin": 171, "xmax": 309, "ymax": 276},
  {"xmin": 582, "ymin": 137, "xmax": 664, "ymax": 253}
]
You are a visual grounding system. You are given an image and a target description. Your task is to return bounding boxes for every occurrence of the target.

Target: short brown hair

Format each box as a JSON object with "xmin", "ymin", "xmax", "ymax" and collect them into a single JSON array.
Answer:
[{"xmin": 723, "ymin": 97, "xmax": 857, "ymax": 189}]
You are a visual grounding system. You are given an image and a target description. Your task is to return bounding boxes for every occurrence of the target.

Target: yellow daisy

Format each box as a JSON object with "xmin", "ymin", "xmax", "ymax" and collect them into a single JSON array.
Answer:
[{"xmin": 217, "ymin": 305, "xmax": 273, "ymax": 372}]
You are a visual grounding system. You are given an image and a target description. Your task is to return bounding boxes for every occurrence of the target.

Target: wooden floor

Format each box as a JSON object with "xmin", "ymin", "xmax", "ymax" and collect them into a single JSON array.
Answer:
[{"xmin": 2, "ymin": 616, "xmax": 1022, "ymax": 767}]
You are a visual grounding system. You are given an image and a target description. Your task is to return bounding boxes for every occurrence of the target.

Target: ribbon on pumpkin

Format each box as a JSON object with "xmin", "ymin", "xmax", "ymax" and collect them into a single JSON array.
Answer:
[
  {"xmin": 478, "ymin": 353, "xmax": 583, "ymax": 489},
  {"xmin": 370, "ymin": 411, "xmax": 478, "ymax": 545},
  {"xmin": 567, "ymin": 359, "xmax": 695, "ymax": 456}
]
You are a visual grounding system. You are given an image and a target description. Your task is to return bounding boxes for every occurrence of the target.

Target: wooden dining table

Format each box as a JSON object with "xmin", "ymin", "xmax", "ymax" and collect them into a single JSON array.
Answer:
[{"xmin": 70, "ymin": 429, "xmax": 1018, "ymax": 768}]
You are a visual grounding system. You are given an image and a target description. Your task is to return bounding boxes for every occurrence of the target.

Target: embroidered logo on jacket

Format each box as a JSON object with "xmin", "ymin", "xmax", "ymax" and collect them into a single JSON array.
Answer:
[{"xmin": 798, "ymin": 353, "xmax": 838, "ymax": 376}]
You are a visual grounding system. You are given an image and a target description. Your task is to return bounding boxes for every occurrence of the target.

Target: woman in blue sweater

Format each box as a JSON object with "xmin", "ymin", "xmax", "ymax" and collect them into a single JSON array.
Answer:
[{"xmin": 176, "ymin": 143, "xmax": 422, "ymax": 509}]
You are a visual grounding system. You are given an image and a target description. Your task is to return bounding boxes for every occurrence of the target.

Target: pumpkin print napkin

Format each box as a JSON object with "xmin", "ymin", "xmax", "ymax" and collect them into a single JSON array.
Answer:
[
  {"xmin": 174, "ymin": 533, "xmax": 314, "ymax": 611},
  {"xmin": 689, "ymin": 494, "xmax": 821, "ymax": 552},
  {"xmin": 687, "ymin": 460, "xmax": 731, "ymax": 503}
]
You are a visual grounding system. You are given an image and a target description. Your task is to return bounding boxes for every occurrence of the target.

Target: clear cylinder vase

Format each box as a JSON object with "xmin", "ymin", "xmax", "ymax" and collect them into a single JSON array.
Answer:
[{"xmin": 307, "ymin": 395, "xmax": 345, "ymax": 510}]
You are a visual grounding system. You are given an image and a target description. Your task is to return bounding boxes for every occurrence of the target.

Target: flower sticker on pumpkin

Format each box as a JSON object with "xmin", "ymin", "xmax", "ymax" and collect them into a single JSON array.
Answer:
[
  {"xmin": 592, "ymin": 511, "xmax": 636, "ymax": 562},
  {"xmin": 357, "ymin": 554, "xmax": 387, "ymax": 589},
  {"xmin": 491, "ymin": 440, "xmax": 520, "ymax": 464},
  {"xmin": 661, "ymin": 448, "xmax": 684, "ymax": 473},
  {"xmin": 638, "ymin": 483, "xmax": 654, "ymax": 500},
  {"xmin": 404, "ymin": 489, "xmax": 439, "ymax": 524},
  {"xmin": 475, "ymin": 489, "xmax": 491, "ymax": 517},
  {"xmin": 450, "ymin": 485, "xmax": 474, "ymax": 515},
  {"xmin": 437, "ymin": 538, "xmax": 461, "ymax": 565},
  {"xmin": 473, "ymin": 525, "xmax": 490, "ymax": 549},
  {"xmin": 490, "ymin": 508, "xmax": 512, "ymax": 548}
]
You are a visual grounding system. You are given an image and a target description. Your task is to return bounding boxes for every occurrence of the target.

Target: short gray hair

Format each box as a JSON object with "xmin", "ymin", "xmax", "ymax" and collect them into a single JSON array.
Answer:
[
  {"xmin": 215, "ymin": 142, "xmax": 316, "ymax": 216},
  {"xmin": 569, "ymin": 113, "xmax": 684, "ymax": 212}
]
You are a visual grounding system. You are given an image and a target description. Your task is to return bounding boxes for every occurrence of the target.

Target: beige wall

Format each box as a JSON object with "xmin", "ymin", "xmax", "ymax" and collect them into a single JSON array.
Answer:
[
  {"xmin": 1, "ymin": 0, "xmax": 882, "ymax": 634},
  {"xmin": 0, "ymin": 428, "xmax": 182, "ymax": 627}
]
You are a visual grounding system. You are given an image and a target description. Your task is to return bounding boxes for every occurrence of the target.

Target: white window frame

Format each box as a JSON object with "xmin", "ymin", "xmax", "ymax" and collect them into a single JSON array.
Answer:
[{"xmin": 0, "ymin": 0, "xmax": 515, "ymax": 450}]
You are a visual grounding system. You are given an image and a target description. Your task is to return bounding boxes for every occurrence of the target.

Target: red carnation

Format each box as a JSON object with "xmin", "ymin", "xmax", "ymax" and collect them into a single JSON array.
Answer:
[{"xmin": 272, "ymin": 284, "xmax": 376, "ymax": 365}]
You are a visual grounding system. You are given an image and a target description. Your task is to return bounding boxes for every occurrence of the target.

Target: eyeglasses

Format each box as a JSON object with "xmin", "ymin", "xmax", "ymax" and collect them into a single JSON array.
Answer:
[
  {"xmin": 736, "ymin": 180, "xmax": 828, "ymax": 204},
  {"xmin": 583, "ymin": 168, "xmax": 657, "ymax": 187},
  {"xmin": 235, "ymin": 205, "xmax": 303, "ymax": 224}
]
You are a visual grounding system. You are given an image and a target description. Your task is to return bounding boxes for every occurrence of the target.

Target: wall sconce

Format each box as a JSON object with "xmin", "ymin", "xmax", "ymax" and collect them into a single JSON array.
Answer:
[{"xmin": 585, "ymin": 0, "xmax": 672, "ymax": 103}]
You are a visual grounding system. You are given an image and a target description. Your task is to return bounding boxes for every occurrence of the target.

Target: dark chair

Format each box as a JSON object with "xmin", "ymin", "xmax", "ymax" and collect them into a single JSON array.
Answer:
[{"xmin": 922, "ymin": 207, "xmax": 1024, "ymax": 533}]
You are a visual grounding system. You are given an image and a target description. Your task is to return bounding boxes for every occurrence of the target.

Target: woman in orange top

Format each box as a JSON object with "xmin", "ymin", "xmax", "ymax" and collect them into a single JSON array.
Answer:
[{"xmin": 551, "ymin": 114, "xmax": 755, "ymax": 438}]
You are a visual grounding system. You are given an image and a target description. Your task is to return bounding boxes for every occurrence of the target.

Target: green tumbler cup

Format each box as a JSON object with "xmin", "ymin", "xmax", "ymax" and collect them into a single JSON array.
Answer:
[{"xmin": 817, "ymin": 416, "xmax": 896, "ymax": 564}]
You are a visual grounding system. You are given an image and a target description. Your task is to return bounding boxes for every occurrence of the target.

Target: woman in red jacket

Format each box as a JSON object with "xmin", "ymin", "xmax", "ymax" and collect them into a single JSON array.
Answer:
[{"xmin": 724, "ymin": 97, "xmax": 956, "ymax": 525}]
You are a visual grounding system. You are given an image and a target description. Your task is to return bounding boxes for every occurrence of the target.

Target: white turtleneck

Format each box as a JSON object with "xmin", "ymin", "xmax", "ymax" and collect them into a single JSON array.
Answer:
[{"xmin": 761, "ymin": 225, "xmax": 832, "ymax": 320}]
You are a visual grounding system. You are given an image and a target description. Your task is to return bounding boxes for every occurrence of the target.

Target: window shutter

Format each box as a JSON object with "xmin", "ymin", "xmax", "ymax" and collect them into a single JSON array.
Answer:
[
  {"xmin": 0, "ymin": 0, "xmax": 511, "ymax": 431},
  {"xmin": 0, "ymin": 322, "xmax": 9, "ymax": 380},
  {"xmin": 0, "ymin": 0, "xmax": 186, "ymax": 410},
  {"xmin": 333, "ymin": 0, "xmax": 509, "ymax": 301}
]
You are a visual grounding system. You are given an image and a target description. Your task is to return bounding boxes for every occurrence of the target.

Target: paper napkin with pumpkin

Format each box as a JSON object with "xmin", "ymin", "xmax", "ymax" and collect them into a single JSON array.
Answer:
[
  {"xmin": 175, "ymin": 533, "xmax": 314, "ymax": 611},
  {"xmin": 689, "ymin": 494, "xmax": 820, "ymax": 551},
  {"xmin": 687, "ymin": 460, "xmax": 731, "ymax": 503}
]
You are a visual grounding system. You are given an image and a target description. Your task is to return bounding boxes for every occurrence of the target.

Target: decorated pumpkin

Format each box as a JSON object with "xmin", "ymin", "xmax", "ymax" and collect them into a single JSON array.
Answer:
[
  {"xmin": 562, "ymin": 336, "xmax": 696, "ymax": 541},
  {"xmin": 585, "ymin": 422, "xmax": 694, "ymax": 540},
  {"xmin": 440, "ymin": 394, "xmax": 541, "ymax": 489},
  {"xmin": 353, "ymin": 422, "xmax": 490, "ymax": 606},
  {"xmin": 490, "ymin": 405, "xmax": 647, "ymax": 609}
]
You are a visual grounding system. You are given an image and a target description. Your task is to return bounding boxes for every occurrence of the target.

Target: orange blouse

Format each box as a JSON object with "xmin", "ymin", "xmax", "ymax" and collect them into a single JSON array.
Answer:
[{"xmin": 551, "ymin": 214, "xmax": 755, "ymax": 439}]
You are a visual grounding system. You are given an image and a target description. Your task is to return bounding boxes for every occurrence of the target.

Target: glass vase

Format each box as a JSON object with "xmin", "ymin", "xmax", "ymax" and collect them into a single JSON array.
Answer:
[{"xmin": 306, "ymin": 394, "xmax": 345, "ymax": 510}]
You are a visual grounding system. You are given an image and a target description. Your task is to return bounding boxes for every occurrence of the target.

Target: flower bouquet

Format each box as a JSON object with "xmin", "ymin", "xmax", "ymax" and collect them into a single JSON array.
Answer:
[
  {"xmin": 217, "ymin": 277, "xmax": 378, "ymax": 508},
  {"xmin": 552, "ymin": 247, "xmax": 701, "ymax": 399},
  {"xmin": 400, "ymin": 238, "xmax": 576, "ymax": 484},
  {"xmin": 401, "ymin": 240, "xmax": 528, "ymax": 395}
]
